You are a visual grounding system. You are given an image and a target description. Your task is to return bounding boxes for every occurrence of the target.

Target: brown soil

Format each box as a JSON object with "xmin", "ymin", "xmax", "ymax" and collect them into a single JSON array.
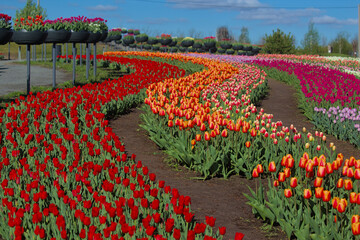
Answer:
[{"xmin": 109, "ymin": 78, "xmax": 360, "ymax": 240}]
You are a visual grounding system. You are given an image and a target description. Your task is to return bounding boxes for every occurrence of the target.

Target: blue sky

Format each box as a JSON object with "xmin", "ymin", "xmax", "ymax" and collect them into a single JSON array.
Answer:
[{"xmin": 1, "ymin": 0, "xmax": 358, "ymax": 46}]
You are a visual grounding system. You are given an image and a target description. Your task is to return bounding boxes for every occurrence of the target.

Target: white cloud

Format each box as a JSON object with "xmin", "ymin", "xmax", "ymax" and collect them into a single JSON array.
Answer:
[
  {"xmin": 167, "ymin": 0, "xmax": 263, "ymax": 9},
  {"xmin": 236, "ymin": 8, "xmax": 321, "ymax": 24},
  {"xmin": 311, "ymin": 15, "xmax": 357, "ymax": 25},
  {"xmin": 88, "ymin": 5, "xmax": 118, "ymax": 11}
]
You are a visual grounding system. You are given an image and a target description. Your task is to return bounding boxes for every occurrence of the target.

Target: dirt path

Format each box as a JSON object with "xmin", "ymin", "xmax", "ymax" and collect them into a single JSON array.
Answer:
[{"xmin": 109, "ymin": 78, "xmax": 360, "ymax": 240}]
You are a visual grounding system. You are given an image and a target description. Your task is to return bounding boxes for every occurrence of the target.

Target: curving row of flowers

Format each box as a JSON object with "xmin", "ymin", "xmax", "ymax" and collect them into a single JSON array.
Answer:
[
  {"xmin": 134, "ymin": 51, "xmax": 360, "ymax": 238},
  {"xmin": 0, "ymin": 53, "xmax": 245, "ymax": 239},
  {"xmin": 186, "ymin": 53, "xmax": 360, "ymax": 150}
]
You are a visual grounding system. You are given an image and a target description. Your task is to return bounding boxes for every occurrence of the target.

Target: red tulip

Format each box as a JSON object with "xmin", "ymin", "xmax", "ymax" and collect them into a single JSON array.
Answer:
[
  {"xmin": 273, "ymin": 180, "xmax": 279, "ymax": 187},
  {"xmin": 332, "ymin": 197, "xmax": 340, "ymax": 209},
  {"xmin": 252, "ymin": 168, "xmax": 259, "ymax": 178},
  {"xmin": 317, "ymin": 166, "xmax": 326, "ymax": 177},
  {"xmin": 221, "ymin": 129, "xmax": 228, "ymax": 138},
  {"xmin": 352, "ymin": 223, "xmax": 360, "ymax": 235},
  {"xmin": 337, "ymin": 178, "xmax": 344, "ymax": 188},
  {"xmin": 352, "ymin": 215, "xmax": 360, "ymax": 224},
  {"xmin": 268, "ymin": 161, "xmax": 276, "ymax": 172},
  {"xmin": 235, "ymin": 232, "xmax": 245, "ymax": 240},
  {"xmin": 350, "ymin": 192, "xmax": 358, "ymax": 204},
  {"xmin": 314, "ymin": 177, "xmax": 323, "ymax": 187},
  {"xmin": 322, "ymin": 190, "xmax": 331, "ymax": 202},
  {"xmin": 245, "ymin": 141, "xmax": 251, "ymax": 148},
  {"xmin": 284, "ymin": 189, "xmax": 292, "ymax": 198},
  {"xmin": 219, "ymin": 227, "xmax": 226, "ymax": 235},
  {"xmin": 348, "ymin": 168, "xmax": 355, "ymax": 178},
  {"xmin": 204, "ymin": 131, "xmax": 210, "ymax": 141},
  {"xmin": 290, "ymin": 177, "xmax": 298, "ymax": 188},
  {"xmin": 344, "ymin": 179, "xmax": 353, "ymax": 190},
  {"xmin": 304, "ymin": 189, "xmax": 312, "ymax": 199},
  {"xmin": 315, "ymin": 187, "xmax": 323, "ymax": 199},
  {"xmin": 256, "ymin": 164, "xmax": 264, "ymax": 174}
]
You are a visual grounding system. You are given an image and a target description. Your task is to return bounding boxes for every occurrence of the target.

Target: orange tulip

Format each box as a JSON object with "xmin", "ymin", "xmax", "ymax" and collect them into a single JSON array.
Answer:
[
  {"xmin": 168, "ymin": 120, "xmax": 174, "ymax": 127},
  {"xmin": 284, "ymin": 168, "xmax": 291, "ymax": 178},
  {"xmin": 191, "ymin": 139, "xmax": 196, "ymax": 146},
  {"xmin": 204, "ymin": 131, "xmax": 210, "ymax": 141},
  {"xmin": 195, "ymin": 134, "xmax": 201, "ymax": 142},
  {"xmin": 252, "ymin": 168, "xmax": 259, "ymax": 178},
  {"xmin": 278, "ymin": 172, "xmax": 285, "ymax": 182},
  {"xmin": 315, "ymin": 187, "xmax": 323, "ymax": 199},
  {"xmin": 221, "ymin": 129, "xmax": 228, "ymax": 138},
  {"xmin": 304, "ymin": 189, "xmax": 312, "ymax": 199},
  {"xmin": 290, "ymin": 177, "xmax": 298, "ymax": 188},
  {"xmin": 332, "ymin": 197, "xmax": 340, "ymax": 209},
  {"xmin": 273, "ymin": 180, "xmax": 279, "ymax": 187},
  {"xmin": 325, "ymin": 162, "xmax": 333, "ymax": 174},
  {"xmin": 286, "ymin": 157, "xmax": 294, "ymax": 168},
  {"xmin": 350, "ymin": 192, "xmax": 358, "ymax": 204},
  {"xmin": 317, "ymin": 166, "xmax": 326, "ymax": 178},
  {"xmin": 352, "ymin": 222, "xmax": 360, "ymax": 235},
  {"xmin": 284, "ymin": 189, "xmax": 292, "ymax": 198},
  {"xmin": 337, "ymin": 201, "xmax": 346, "ymax": 213},
  {"xmin": 348, "ymin": 168, "xmax": 355, "ymax": 178},
  {"xmin": 268, "ymin": 161, "xmax": 276, "ymax": 172},
  {"xmin": 245, "ymin": 141, "xmax": 251, "ymax": 148},
  {"xmin": 298, "ymin": 157, "xmax": 307, "ymax": 168},
  {"xmin": 344, "ymin": 179, "xmax": 353, "ymax": 190},
  {"xmin": 314, "ymin": 177, "xmax": 323, "ymax": 187},
  {"xmin": 322, "ymin": 190, "xmax": 331, "ymax": 202},
  {"xmin": 337, "ymin": 178, "xmax": 344, "ymax": 188},
  {"xmin": 352, "ymin": 215, "xmax": 360, "ymax": 224},
  {"xmin": 355, "ymin": 169, "xmax": 360, "ymax": 180}
]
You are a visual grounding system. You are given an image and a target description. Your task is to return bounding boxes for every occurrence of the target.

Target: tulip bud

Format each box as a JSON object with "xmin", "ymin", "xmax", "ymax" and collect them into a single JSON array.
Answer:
[
  {"xmin": 352, "ymin": 215, "xmax": 360, "ymax": 224},
  {"xmin": 284, "ymin": 189, "xmax": 292, "ymax": 198},
  {"xmin": 273, "ymin": 180, "xmax": 279, "ymax": 187},
  {"xmin": 304, "ymin": 189, "xmax": 312, "ymax": 199},
  {"xmin": 344, "ymin": 179, "xmax": 353, "ymax": 190},
  {"xmin": 317, "ymin": 166, "xmax": 326, "ymax": 178},
  {"xmin": 332, "ymin": 146, "xmax": 336, "ymax": 151},
  {"xmin": 322, "ymin": 190, "xmax": 331, "ymax": 202},
  {"xmin": 350, "ymin": 192, "xmax": 358, "ymax": 204},
  {"xmin": 302, "ymin": 127, "xmax": 306, "ymax": 132},
  {"xmin": 337, "ymin": 178, "xmax": 344, "ymax": 188},
  {"xmin": 322, "ymin": 136, "xmax": 326, "ymax": 141},
  {"xmin": 314, "ymin": 177, "xmax": 323, "ymax": 187},
  {"xmin": 348, "ymin": 168, "xmax": 354, "ymax": 178},
  {"xmin": 355, "ymin": 169, "xmax": 360, "ymax": 180},
  {"xmin": 299, "ymin": 157, "xmax": 307, "ymax": 168},
  {"xmin": 252, "ymin": 168, "xmax": 259, "ymax": 178},
  {"xmin": 332, "ymin": 197, "xmax": 340, "ymax": 209},
  {"xmin": 352, "ymin": 222, "xmax": 360, "ymax": 235},
  {"xmin": 315, "ymin": 187, "xmax": 323, "ymax": 199},
  {"xmin": 195, "ymin": 134, "xmax": 201, "ymax": 142},
  {"xmin": 290, "ymin": 177, "xmax": 298, "ymax": 188},
  {"xmin": 284, "ymin": 168, "xmax": 291, "ymax": 178},
  {"xmin": 325, "ymin": 162, "xmax": 333, "ymax": 174},
  {"xmin": 286, "ymin": 157, "xmax": 294, "ymax": 168},
  {"xmin": 337, "ymin": 201, "xmax": 346, "ymax": 213},
  {"xmin": 191, "ymin": 139, "xmax": 196, "ymax": 146},
  {"xmin": 305, "ymin": 142, "xmax": 310, "ymax": 149},
  {"xmin": 278, "ymin": 172, "xmax": 285, "ymax": 182},
  {"xmin": 268, "ymin": 161, "xmax": 276, "ymax": 172},
  {"xmin": 316, "ymin": 145, "xmax": 321, "ymax": 151},
  {"xmin": 204, "ymin": 132, "xmax": 210, "ymax": 141}
]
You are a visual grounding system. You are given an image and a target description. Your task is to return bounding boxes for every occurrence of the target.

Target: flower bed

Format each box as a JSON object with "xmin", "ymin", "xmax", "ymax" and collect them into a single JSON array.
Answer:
[{"xmin": 0, "ymin": 53, "xmax": 243, "ymax": 239}]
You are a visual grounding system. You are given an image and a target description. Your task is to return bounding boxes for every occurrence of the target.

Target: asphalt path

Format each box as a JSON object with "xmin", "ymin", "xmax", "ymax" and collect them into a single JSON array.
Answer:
[{"xmin": 0, "ymin": 60, "xmax": 71, "ymax": 96}]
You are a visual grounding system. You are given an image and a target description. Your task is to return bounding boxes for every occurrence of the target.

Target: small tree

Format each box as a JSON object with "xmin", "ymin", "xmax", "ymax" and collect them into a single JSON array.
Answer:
[
  {"xmin": 238, "ymin": 27, "xmax": 250, "ymax": 44},
  {"xmin": 330, "ymin": 31, "xmax": 352, "ymax": 55},
  {"xmin": 216, "ymin": 26, "xmax": 231, "ymax": 41},
  {"xmin": 16, "ymin": 0, "xmax": 47, "ymax": 19},
  {"xmin": 263, "ymin": 28, "xmax": 295, "ymax": 54},
  {"xmin": 301, "ymin": 22, "xmax": 320, "ymax": 54}
]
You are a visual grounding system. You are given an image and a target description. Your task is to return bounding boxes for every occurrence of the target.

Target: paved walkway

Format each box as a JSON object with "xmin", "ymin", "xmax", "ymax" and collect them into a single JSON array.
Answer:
[{"xmin": 0, "ymin": 60, "xmax": 71, "ymax": 96}]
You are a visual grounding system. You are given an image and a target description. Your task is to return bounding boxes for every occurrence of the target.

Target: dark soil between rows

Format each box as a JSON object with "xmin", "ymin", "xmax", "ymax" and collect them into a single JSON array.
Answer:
[{"xmin": 109, "ymin": 78, "xmax": 360, "ymax": 240}]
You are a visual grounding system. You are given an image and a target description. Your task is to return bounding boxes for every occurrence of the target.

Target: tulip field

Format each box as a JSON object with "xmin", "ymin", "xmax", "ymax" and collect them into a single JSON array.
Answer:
[{"xmin": 1, "ymin": 50, "xmax": 360, "ymax": 239}]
